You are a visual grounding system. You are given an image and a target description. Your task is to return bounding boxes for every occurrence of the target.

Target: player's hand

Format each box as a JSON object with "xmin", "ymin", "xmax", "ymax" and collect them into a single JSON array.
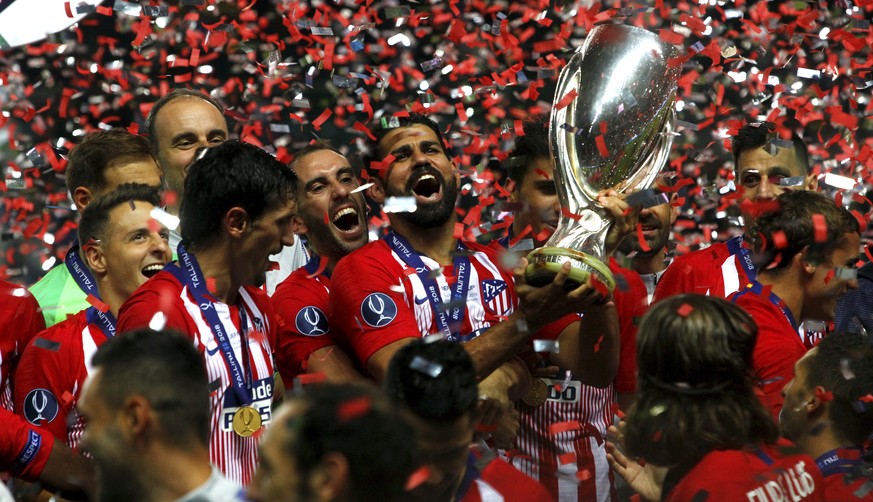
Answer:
[
  {"xmin": 598, "ymin": 189, "xmax": 638, "ymax": 258},
  {"xmin": 514, "ymin": 260, "xmax": 610, "ymax": 332},
  {"xmin": 492, "ymin": 407, "xmax": 520, "ymax": 450},
  {"xmin": 605, "ymin": 423, "xmax": 665, "ymax": 502}
]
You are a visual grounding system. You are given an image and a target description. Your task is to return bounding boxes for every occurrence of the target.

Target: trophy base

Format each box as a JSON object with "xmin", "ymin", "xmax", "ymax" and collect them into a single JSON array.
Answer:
[{"xmin": 525, "ymin": 247, "xmax": 615, "ymax": 293}]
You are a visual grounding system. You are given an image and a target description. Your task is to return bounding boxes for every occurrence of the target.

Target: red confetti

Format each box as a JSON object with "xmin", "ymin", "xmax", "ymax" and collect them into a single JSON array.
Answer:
[
  {"xmin": 559, "ymin": 452, "xmax": 577, "ymax": 465},
  {"xmin": 555, "ymin": 89, "xmax": 578, "ymax": 110},
  {"xmin": 295, "ymin": 372, "xmax": 327, "ymax": 386},
  {"xmin": 635, "ymin": 224, "xmax": 651, "ymax": 252},
  {"xmin": 86, "ymin": 294, "xmax": 110, "ymax": 313},
  {"xmin": 548, "ymin": 421, "xmax": 581, "ymax": 435},
  {"xmin": 312, "ymin": 109, "xmax": 332, "ymax": 131},
  {"xmin": 812, "ymin": 214, "xmax": 828, "ymax": 243},
  {"xmin": 595, "ymin": 135, "xmax": 609, "ymax": 158},
  {"xmin": 677, "ymin": 303, "xmax": 693, "ymax": 317},
  {"xmin": 771, "ymin": 230, "xmax": 788, "ymax": 249},
  {"xmin": 405, "ymin": 466, "xmax": 430, "ymax": 491},
  {"xmin": 337, "ymin": 396, "xmax": 371, "ymax": 421}
]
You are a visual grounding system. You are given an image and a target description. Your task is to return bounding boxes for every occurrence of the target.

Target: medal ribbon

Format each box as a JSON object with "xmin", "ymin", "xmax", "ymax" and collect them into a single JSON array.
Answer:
[
  {"xmin": 816, "ymin": 447, "xmax": 863, "ymax": 477},
  {"xmin": 66, "ymin": 244, "xmax": 117, "ymax": 338},
  {"xmin": 166, "ymin": 244, "xmax": 253, "ymax": 406},
  {"xmin": 384, "ymin": 232, "xmax": 471, "ymax": 341},
  {"xmin": 744, "ymin": 281, "xmax": 799, "ymax": 331},
  {"xmin": 726, "ymin": 235, "xmax": 758, "ymax": 283}
]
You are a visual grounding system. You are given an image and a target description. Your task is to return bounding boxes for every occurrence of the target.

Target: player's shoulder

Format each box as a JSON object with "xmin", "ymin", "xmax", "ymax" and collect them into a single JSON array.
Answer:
[
  {"xmin": 33, "ymin": 310, "xmax": 88, "ymax": 344},
  {"xmin": 332, "ymin": 240, "xmax": 394, "ymax": 279},
  {"xmin": 671, "ymin": 241, "xmax": 731, "ymax": 266}
]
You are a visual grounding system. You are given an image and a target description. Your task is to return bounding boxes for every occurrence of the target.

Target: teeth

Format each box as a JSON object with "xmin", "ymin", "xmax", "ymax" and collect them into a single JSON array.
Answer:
[
  {"xmin": 417, "ymin": 174, "xmax": 435, "ymax": 182},
  {"xmin": 142, "ymin": 264, "xmax": 164, "ymax": 274},
  {"xmin": 332, "ymin": 207, "xmax": 358, "ymax": 222}
]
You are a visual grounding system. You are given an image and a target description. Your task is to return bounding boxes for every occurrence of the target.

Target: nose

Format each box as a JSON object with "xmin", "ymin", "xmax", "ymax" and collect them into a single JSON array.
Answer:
[
  {"xmin": 756, "ymin": 176, "xmax": 777, "ymax": 201},
  {"xmin": 331, "ymin": 180, "xmax": 350, "ymax": 199},
  {"xmin": 152, "ymin": 233, "xmax": 171, "ymax": 259},
  {"xmin": 281, "ymin": 226, "xmax": 296, "ymax": 248}
]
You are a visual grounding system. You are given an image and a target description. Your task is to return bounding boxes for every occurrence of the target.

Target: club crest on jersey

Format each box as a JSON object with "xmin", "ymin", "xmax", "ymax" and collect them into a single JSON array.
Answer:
[
  {"xmin": 482, "ymin": 279, "xmax": 511, "ymax": 316},
  {"xmin": 361, "ymin": 293, "xmax": 397, "ymax": 328},
  {"xmin": 252, "ymin": 315, "xmax": 265, "ymax": 334},
  {"xmin": 23, "ymin": 389, "xmax": 59, "ymax": 426},
  {"xmin": 295, "ymin": 306, "xmax": 329, "ymax": 336}
]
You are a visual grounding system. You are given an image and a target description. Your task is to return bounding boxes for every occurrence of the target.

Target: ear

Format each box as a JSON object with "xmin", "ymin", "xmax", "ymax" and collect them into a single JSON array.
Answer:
[
  {"xmin": 224, "ymin": 207, "xmax": 249, "ymax": 239},
  {"xmin": 73, "ymin": 187, "xmax": 94, "ymax": 212},
  {"xmin": 368, "ymin": 178, "xmax": 386, "ymax": 204},
  {"xmin": 309, "ymin": 452, "xmax": 350, "ymax": 501},
  {"xmin": 292, "ymin": 214, "xmax": 308, "ymax": 236},
  {"xmin": 121, "ymin": 395, "xmax": 152, "ymax": 440},
  {"xmin": 805, "ymin": 173, "xmax": 819, "ymax": 192},
  {"xmin": 668, "ymin": 193, "xmax": 679, "ymax": 224},
  {"xmin": 799, "ymin": 247, "xmax": 817, "ymax": 274},
  {"xmin": 807, "ymin": 385, "xmax": 828, "ymax": 413},
  {"xmin": 83, "ymin": 241, "xmax": 108, "ymax": 276}
]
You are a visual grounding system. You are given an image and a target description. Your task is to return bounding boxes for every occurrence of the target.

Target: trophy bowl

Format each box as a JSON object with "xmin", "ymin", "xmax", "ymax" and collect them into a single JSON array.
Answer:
[{"xmin": 525, "ymin": 23, "xmax": 680, "ymax": 292}]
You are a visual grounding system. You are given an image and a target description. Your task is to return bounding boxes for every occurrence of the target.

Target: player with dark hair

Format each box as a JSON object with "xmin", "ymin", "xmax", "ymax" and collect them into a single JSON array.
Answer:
[
  {"xmin": 272, "ymin": 141, "xmax": 365, "ymax": 384},
  {"xmin": 79, "ymin": 328, "xmax": 243, "ymax": 501},
  {"xmin": 609, "ymin": 295, "xmax": 824, "ymax": 501},
  {"xmin": 30, "ymin": 129, "xmax": 162, "ymax": 327},
  {"xmin": 654, "ymin": 121, "xmax": 818, "ymax": 301},
  {"xmin": 731, "ymin": 190, "xmax": 859, "ymax": 418},
  {"xmin": 16, "ymin": 184, "xmax": 171, "ymax": 449},
  {"xmin": 251, "ymin": 383, "xmax": 416, "ymax": 502},
  {"xmin": 385, "ymin": 340, "xmax": 551, "ymax": 501},
  {"xmin": 117, "ymin": 140, "xmax": 296, "ymax": 485},
  {"xmin": 144, "ymin": 88, "xmax": 307, "ymax": 292},
  {"xmin": 780, "ymin": 332, "xmax": 873, "ymax": 500}
]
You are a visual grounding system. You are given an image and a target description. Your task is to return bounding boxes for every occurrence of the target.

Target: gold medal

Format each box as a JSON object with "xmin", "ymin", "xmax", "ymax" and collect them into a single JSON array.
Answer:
[
  {"xmin": 232, "ymin": 405, "xmax": 262, "ymax": 437},
  {"xmin": 522, "ymin": 378, "xmax": 549, "ymax": 407}
]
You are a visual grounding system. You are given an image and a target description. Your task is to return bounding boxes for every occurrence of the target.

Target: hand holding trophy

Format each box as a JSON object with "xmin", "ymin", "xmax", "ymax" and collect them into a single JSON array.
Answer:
[{"xmin": 525, "ymin": 24, "xmax": 681, "ymax": 292}]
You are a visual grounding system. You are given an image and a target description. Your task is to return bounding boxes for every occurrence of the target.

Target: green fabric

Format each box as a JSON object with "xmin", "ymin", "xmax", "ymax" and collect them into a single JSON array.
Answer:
[{"xmin": 28, "ymin": 263, "xmax": 88, "ymax": 327}]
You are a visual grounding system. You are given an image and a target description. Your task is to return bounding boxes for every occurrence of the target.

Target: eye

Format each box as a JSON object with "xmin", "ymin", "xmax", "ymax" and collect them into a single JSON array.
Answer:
[
  {"xmin": 132, "ymin": 232, "xmax": 146, "ymax": 241},
  {"xmin": 341, "ymin": 175, "xmax": 357, "ymax": 186},
  {"xmin": 310, "ymin": 183, "xmax": 326, "ymax": 194},
  {"xmin": 740, "ymin": 173, "xmax": 760, "ymax": 187},
  {"xmin": 209, "ymin": 135, "xmax": 225, "ymax": 144},
  {"xmin": 159, "ymin": 230, "xmax": 170, "ymax": 242}
]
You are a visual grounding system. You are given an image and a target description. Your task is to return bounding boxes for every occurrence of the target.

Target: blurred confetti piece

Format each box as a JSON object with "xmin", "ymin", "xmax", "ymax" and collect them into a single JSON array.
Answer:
[
  {"xmin": 150, "ymin": 207, "xmax": 180, "ymax": 231},
  {"xmin": 559, "ymin": 452, "xmax": 576, "ymax": 465},
  {"xmin": 350, "ymin": 182, "xmax": 374, "ymax": 194},
  {"xmin": 410, "ymin": 355, "xmax": 443, "ymax": 378},
  {"xmin": 548, "ymin": 421, "xmax": 581, "ymax": 435},
  {"xmin": 812, "ymin": 214, "xmax": 827, "ymax": 243},
  {"xmin": 405, "ymin": 466, "xmax": 430, "ymax": 491},
  {"xmin": 383, "ymin": 196, "xmax": 417, "ymax": 213},
  {"xmin": 676, "ymin": 303, "xmax": 693, "ymax": 318},
  {"xmin": 337, "ymin": 396, "xmax": 371, "ymax": 421},
  {"xmin": 148, "ymin": 311, "xmax": 167, "ymax": 331},
  {"xmin": 533, "ymin": 339, "xmax": 559, "ymax": 353}
]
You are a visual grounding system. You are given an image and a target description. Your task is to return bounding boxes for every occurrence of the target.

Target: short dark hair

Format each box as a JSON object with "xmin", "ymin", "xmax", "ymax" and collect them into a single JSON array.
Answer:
[
  {"xmin": 751, "ymin": 190, "xmax": 859, "ymax": 273},
  {"xmin": 384, "ymin": 340, "xmax": 478, "ymax": 422},
  {"xmin": 508, "ymin": 115, "xmax": 550, "ymax": 185},
  {"xmin": 625, "ymin": 295, "xmax": 779, "ymax": 467},
  {"xmin": 367, "ymin": 112, "xmax": 448, "ymax": 174},
  {"xmin": 66, "ymin": 129, "xmax": 155, "ymax": 196},
  {"xmin": 732, "ymin": 121, "xmax": 810, "ymax": 175},
  {"xmin": 78, "ymin": 183, "xmax": 162, "ymax": 248},
  {"xmin": 288, "ymin": 139, "xmax": 344, "ymax": 178},
  {"xmin": 179, "ymin": 140, "xmax": 297, "ymax": 248},
  {"xmin": 286, "ymin": 384, "xmax": 417, "ymax": 502},
  {"xmin": 143, "ymin": 89, "xmax": 225, "ymax": 155},
  {"xmin": 91, "ymin": 328, "xmax": 210, "ymax": 448},
  {"xmin": 804, "ymin": 333, "xmax": 873, "ymax": 445}
]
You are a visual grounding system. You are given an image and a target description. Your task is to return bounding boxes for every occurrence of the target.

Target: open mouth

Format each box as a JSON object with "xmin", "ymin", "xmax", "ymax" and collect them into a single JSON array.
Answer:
[
  {"xmin": 412, "ymin": 173, "xmax": 442, "ymax": 200},
  {"xmin": 141, "ymin": 263, "xmax": 164, "ymax": 278},
  {"xmin": 332, "ymin": 207, "xmax": 361, "ymax": 232}
]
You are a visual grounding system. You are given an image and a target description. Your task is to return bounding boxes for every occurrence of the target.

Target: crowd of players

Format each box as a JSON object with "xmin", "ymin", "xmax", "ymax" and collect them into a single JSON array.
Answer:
[{"xmin": 0, "ymin": 88, "xmax": 871, "ymax": 501}]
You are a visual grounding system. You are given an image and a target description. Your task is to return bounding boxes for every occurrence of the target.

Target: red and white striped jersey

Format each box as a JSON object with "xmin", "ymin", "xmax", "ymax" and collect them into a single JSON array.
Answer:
[
  {"xmin": 117, "ymin": 271, "xmax": 277, "ymax": 486},
  {"xmin": 329, "ymin": 239, "xmax": 516, "ymax": 368},
  {"xmin": 14, "ymin": 310, "xmax": 106, "ymax": 450}
]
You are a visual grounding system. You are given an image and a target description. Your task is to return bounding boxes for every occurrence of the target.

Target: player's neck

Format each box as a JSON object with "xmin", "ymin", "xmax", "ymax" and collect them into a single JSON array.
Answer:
[
  {"xmin": 757, "ymin": 268, "xmax": 803, "ymax": 323},
  {"xmin": 95, "ymin": 280, "xmax": 125, "ymax": 319},
  {"xmin": 799, "ymin": 422, "xmax": 846, "ymax": 460},
  {"xmin": 631, "ymin": 249, "xmax": 668, "ymax": 275},
  {"xmin": 187, "ymin": 245, "xmax": 239, "ymax": 305},
  {"xmin": 391, "ymin": 216, "xmax": 458, "ymax": 266},
  {"xmin": 140, "ymin": 444, "xmax": 212, "ymax": 501}
]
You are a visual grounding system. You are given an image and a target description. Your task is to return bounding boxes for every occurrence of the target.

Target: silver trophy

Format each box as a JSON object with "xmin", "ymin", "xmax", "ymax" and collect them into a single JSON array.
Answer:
[{"xmin": 525, "ymin": 23, "xmax": 680, "ymax": 292}]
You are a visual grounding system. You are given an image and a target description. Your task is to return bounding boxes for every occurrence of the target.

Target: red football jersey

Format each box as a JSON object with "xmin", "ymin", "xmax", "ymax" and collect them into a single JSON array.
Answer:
[
  {"xmin": 665, "ymin": 441, "xmax": 824, "ymax": 501},
  {"xmin": 654, "ymin": 237, "xmax": 753, "ymax": 301},
  {"xmin": 329, "ymin": 239, "xmax": 516, "ymax": 369},
  {"xmin": 0, "ymin": 407, "xmax": 53, "ymax": 481},
  {"xmin": 14, "ymin": 310, "xmax": 108, "ymax": 450},
  {"xmin": 1, "ymin": 281, "xmax": 46, "ymax": 411},
  {"xmin": 271, "ymin": 259, "xmax": 335, "ymax": 383},
  {"xmin": 462, "ymin": 448, "xmax": 554, "ymax": 502},
  {"xmin": 817, "ymin": 447, "xmax": 873, "ymax": 501},
  {"xmin": 117, "ymin": 270, "xmax": 277, "ymax": 486},
  {"xmin": 730, "ymin": 284, "xmax": 807, "ymax": 420}
]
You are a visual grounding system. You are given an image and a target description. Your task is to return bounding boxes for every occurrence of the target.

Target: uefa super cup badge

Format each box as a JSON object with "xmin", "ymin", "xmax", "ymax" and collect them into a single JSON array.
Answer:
[{"xmin": 525, "ymin": 24, "xmax": 681, "ymax": 292}]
